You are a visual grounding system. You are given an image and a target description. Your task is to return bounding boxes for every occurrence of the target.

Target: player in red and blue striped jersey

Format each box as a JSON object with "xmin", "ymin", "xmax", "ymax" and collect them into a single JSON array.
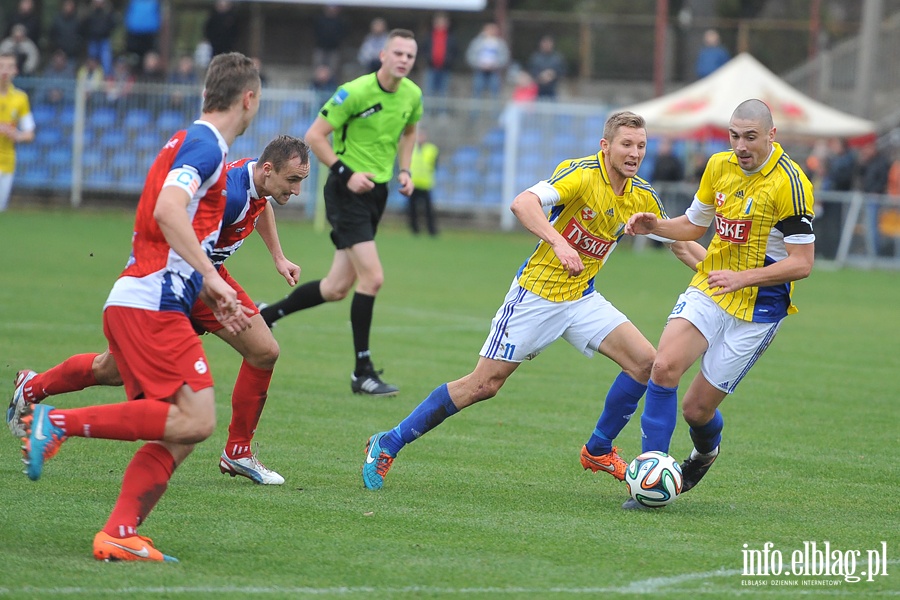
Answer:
[
  {"xmin": 10, "ymin": 136, "xmax": 310, "ymax": 488},
  {"xmin": 15, "ymin": 52, "xmax": 261, "ymax": 562},
  {"xmin": 625, "ymin": 99, "xmax": 815, "ymax": 507}
]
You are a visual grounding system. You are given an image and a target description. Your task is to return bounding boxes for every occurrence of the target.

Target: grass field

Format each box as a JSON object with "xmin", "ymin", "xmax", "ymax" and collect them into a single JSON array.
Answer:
[{"xmin": 0, "ymin": 209, "xmax": 898, "ymax": 598}]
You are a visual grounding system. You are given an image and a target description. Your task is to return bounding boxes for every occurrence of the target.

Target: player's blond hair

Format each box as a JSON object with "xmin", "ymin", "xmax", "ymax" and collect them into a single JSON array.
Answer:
[
  {"xmin": 202, "ymin": 52, "xmax": 260, "ymax": 113},
  {"xmin": 603, "ymin": 111, "xmax": 646, "ymax": 142}
]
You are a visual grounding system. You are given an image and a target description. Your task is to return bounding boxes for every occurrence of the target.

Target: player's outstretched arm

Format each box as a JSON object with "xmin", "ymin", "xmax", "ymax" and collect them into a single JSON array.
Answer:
[
  {"xmin": 510, "ymin": 190, "xmax": 584, "ymax": 277},
  {"xmin": 255, "ymin": 204, "xmax": 299, "ymax": 286},
  {"xmin": 667, "ymin": 240, "xmax": 707, "ymax": 271}
]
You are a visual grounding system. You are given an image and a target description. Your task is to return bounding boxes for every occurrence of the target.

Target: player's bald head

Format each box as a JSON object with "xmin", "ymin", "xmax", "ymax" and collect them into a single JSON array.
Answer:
[{"xmin": 731, "ymin": 99, "xmax": 773, "ymax": 131}]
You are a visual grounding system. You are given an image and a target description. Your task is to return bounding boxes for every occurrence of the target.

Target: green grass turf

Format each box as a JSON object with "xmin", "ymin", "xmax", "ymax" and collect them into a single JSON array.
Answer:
[{"xmin": 0, "ymin": 209, "xmax": 897, "ymax": 598}]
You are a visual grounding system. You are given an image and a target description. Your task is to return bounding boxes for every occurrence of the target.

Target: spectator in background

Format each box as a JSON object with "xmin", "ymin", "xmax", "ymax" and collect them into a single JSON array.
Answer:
[
  {"xmin": 823, "ymin": 137, "xmax": 855, "ymax": 192},
  {"xmin": 124, "ymin": 0, "xmax": 161, "ymax": 67},
  {"xmin": 41, "ymin": 49, "xmax": 76, "ymax": 105},
  {"xmin": 167, "ymin": 55, "xmax": 198, "ymax": 114},
  {"xmin": 251, "ymin": 56, "xmax": 267, "ymax": 86},
  {"xmin": 7, "ymin": 0, "xmax": 40, "ymax": 46},
  {"xmin": 0, "ymin": 52, "xmax": 34, "ymax": 212},
  {"xmin": 168, "ymin": 54, "xmax": 197, "ymax": 86},
  {"xmin": 105, "ymin": 55, "xmax": 135, "ymax": 112},
  {"xmin": 49, "ymin": 0, "xmax": 83, "ymax": 61},
  {"xmin": 358, "ymin": 18, "xmax": 388, "ymax": 74},
  {"xmin": 856, "ymin": 140, "xmax": 892, "ymax": 256},
  {"xmin": 649, "ymin": 137, "xmax": 686, "ymax": 247},
  {"xmin": 466, "ymin": 22, "xmax": 510, "ymax": 99},
  {"xmin": 204, "ymin": 0, "xmax": 240, "ymax": 57},
  {"xmin": 313, "ymin": 5, "xmax": 347, "ymax": 80},
  {"xmin": 527, "ymin": 35, "xmax": 566, "ymax": 100},
  {"xmin": 408, "ymin": 127, "xmax": 439, "ymax": 236},
  {"xmin": 138, "ymin": 50, "xmax": 165, "ymax": 84},
  {"xmin": 0, "ymin": 24, "xmax": 40, "ymax": 76},
  {"xmin": 695, "ymin": 29, "xmax": 730, "ymax": 80},
  {"xmin": 510, "ymin": 68, "xmax": 537, "ymax": 103},
  {"xmin": 310, "ymin": 63, "xmax": 336, "ymax": 104},
  {"xmin": 77, "ymin": 55, "xmax": 105, "ymax": 100},
  {"xmin": 651, "ymin": 138, "xmax": 684, "ymax": 183},
  {"xmin": 81, "ymin": 0, "xmax": 117, "ymax": 76},
  {"xmin": 420, "ymin": 11, "xmax": 457, "ymax": 98}
]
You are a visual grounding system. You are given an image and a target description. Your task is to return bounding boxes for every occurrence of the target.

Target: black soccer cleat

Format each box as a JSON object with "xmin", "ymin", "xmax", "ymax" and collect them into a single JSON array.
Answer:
[
  {"xmin": 679, "ymin": 447, "xmax": 719, "ymax": 493},
  {"xmin": 350, "ymin": 369, "xmax": 399, "ymax": 397}
]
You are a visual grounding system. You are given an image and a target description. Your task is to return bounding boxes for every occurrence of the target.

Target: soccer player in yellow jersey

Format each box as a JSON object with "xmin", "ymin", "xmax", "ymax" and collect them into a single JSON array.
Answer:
[
  {"xmin": 625, "ymin": 99, "xmax": 815, "ymax": 508},
  {"xmin": 361, "ymin": 111, "xmax": 706, "ymax": 490},
  {"xmin": 0, "ymin": 52, "xmax": 35, "ymax": 211}
]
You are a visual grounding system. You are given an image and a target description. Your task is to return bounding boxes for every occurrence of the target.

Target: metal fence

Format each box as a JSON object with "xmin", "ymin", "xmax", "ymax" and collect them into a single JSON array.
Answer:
[{"xmin": 14, "ymin": 77, "xmax": 899, "ymax": 270}]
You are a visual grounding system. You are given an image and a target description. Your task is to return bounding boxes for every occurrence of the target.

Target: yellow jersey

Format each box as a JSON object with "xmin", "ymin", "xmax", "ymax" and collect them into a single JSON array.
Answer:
[
  {"xmin": 0, "ymin": 85, "xmax": 31, "ymax": 173},
  {"xmin": 691, "ymin": 142, "xmax": 815, "ymax": 322},
  {"xmin": 517, "ymin": 152, "xmax": 668, "ymax": 302}
]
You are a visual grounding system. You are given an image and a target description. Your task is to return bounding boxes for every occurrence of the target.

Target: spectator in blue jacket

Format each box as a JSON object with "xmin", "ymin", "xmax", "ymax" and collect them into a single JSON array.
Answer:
[{"xmin": 695, "ymin": 29, "xmax": 729, "ymax": 80}]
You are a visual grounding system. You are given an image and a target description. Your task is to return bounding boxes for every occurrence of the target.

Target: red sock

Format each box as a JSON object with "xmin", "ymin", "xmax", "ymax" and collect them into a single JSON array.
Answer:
[
  {"xmin": 103, "ymin": 443, "xmax": 176, "ymax": 537},
  {"xmin": 27, "ymin": 353, "xmax": 99, "ymax": 402},
  {"xmin": 50, "ymin": 400, "xmax": 169, "ymax": 440},
  {"xmin": 224, "ymin": 361, "xmax": 273, "ymax": 459}
]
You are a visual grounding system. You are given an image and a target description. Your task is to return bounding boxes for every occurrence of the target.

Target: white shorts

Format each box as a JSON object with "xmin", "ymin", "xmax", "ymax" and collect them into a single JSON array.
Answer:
[
  {"xmin": 479, "ymin": 279, "xmax": 629, "ymax": 362},
  {"xmin": 669, "ymin": 287, "xmax": 782, "ymax": 394}
]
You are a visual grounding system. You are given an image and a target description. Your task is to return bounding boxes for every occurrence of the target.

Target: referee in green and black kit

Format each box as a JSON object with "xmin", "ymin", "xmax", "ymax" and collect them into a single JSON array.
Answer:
[{"xmin": 261, "ymin": 29, "xmax": 422, "ymax": 397}]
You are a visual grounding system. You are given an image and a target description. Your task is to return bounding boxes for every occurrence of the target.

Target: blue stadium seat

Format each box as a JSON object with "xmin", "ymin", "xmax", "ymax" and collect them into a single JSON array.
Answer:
[
  {"xmin": 47, "ymin": 148, "xmax": 71, "ymax": 168},
  {"xmin": 17, "ymin": 162, "xmax": 52, "ymax": 187},
  {"xmin": 35, "ymin": 126, "xmax": 64, "ymax": 147},
  {"xmin": 31, "ymin": 103, "xmax": 57, "ymax": 124},
  {"xmin": 100, "ymin": 130, "xmax": 128, "ymax": 150},
  {"xmin": 82, "ymin": 148, "xmax": 104, "ymax": 170},
  {"xmin": 88, "ymin": 106, "xmax": 118, "ymax": 129},
  {"xmin": 123, "ymin": 109, "xmax": 153, "ymax": 131},
  {"xmin": 481, "ymin": 127, "xmax": 505, "ymax": 150},
  {"xmin": 17, "ymin": 144, "xmax": 40, "ymax": 163},
  {"xmin": 156, "ymin": 110, "xmax": 184, "ymax": 131},
  {"xmin": 254, "ymin": 115, "xmax": 281, "ymax": 138},
  {"xmin": 451, "ymin": 146, "xmax": 480, "ymax": 169}
]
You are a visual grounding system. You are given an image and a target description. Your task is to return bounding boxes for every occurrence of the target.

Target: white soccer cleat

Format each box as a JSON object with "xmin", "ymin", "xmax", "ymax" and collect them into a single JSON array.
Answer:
[
  {"xmin": 219, "ymin": 452, "xmax": 285, "ymax": 485},
  {"xmin": 7, "ymin": 370, "xmax": 37, "ymax": 438}
]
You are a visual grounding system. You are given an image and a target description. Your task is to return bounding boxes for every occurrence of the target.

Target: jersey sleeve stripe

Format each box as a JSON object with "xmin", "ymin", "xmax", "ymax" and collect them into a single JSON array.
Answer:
[
  {"xmin": 777, "ymin": 155, "xmax": 807, "ymax": 215},
  {"xmin": 547, "ymin": 158, "xmax": 599, "ymax": 185},
  {"xmin": 633, "ymin": 177, "xmax": 669, "ymax": 218}
]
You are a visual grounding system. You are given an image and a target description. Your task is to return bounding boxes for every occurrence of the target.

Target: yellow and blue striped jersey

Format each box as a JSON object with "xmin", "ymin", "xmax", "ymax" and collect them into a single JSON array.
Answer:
[
  {"xmin": 691, "ymin": 142, "xmax": 815, "ymax": 322},
  {"xmin": 0, "ymin": 85, "xmax": 31, "ymax": 173},
  {"xmin": 517, "ymin": 152, "xmax": 668, "ymax": 302}
]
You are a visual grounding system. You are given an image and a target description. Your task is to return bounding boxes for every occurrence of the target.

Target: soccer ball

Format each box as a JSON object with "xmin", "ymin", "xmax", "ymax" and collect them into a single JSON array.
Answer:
[{"xmin": 625, "ymin": 451, "xmax": 683, "ymax": 508}]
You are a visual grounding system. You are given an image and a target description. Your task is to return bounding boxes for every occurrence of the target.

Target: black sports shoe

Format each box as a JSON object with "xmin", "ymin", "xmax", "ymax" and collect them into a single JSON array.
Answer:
[
  {"xmin": 680, "ymin": 447, "xmax": 719, "ymax": 493},
  {"xmin": 350, "ymin": 369, "xmax": 399, "ymax": 397},
  {"xmin": 255, "ymin": 302, "xmax": 276, "ymax": 329}
]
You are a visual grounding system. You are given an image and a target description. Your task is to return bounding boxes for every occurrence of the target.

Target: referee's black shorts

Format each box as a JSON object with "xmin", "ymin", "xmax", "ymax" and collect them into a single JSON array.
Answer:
[{"xmin": 323, "ymin": 172, "xmax": 389, "ymax": 249}]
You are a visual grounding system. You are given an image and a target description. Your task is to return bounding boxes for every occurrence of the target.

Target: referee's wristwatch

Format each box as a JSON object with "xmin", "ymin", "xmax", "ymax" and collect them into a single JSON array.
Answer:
[{"xmin": 399, "ymin": 169, "xmax": 411, "ymax": 178}]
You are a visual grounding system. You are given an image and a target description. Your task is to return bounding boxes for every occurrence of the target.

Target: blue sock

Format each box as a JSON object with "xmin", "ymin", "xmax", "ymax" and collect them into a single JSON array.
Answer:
[
  {"xmin": 640, "ymin": 379, "xmax": 678, "ymax": 453},
  {"xmin": 380, "ymin": 383, "xmax": 459, "ymax": 456},
  {"xmin": 585, "ymin": 372, "xmax": 646, "ymax": 456},
  {"xmin": 689, "ymin": 409, "xmax": 723, "ymax": 454}
]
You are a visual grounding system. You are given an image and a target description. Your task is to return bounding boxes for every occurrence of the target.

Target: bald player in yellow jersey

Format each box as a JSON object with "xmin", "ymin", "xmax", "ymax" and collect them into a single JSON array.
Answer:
[
  {"xmin": 625, "ymin": 99, "xmax": 815, "ymax": 508},
  {"xmin": 361, "ymin": 111, "xmax": 706, "ymax": 490}
]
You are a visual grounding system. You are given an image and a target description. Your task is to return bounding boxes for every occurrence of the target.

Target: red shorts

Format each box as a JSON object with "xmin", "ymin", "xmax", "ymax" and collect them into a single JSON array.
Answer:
[
  {"xmin": 190, "ymin": 265, "xmax": 259, "ymax": 334},
  {"xmin": 103, "ymin": 305, "xmax": 215, "ymax": 401}
]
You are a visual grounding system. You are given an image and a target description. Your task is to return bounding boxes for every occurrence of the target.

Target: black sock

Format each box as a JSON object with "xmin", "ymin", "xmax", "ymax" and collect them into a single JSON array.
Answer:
[
  {"xmin": 261, "ymin": 280, "xmax": 325, "ymax": 324},
  {"xmin": 351, "ymin": 292, "xmax": 375, "ymax": 374}
]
